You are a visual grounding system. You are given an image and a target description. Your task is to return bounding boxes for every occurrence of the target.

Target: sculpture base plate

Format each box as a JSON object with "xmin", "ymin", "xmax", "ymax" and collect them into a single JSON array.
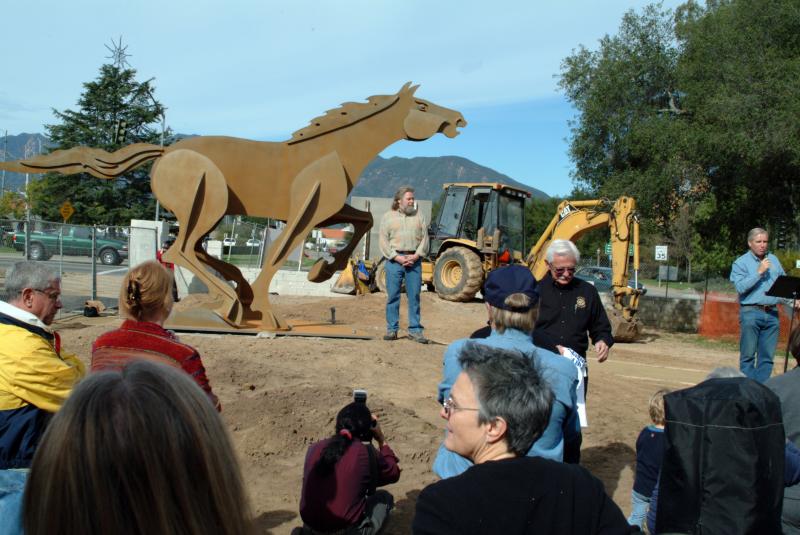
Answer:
[{"xmin": 164, "ymin": 307, "xmax": 372, "ymax": 339}]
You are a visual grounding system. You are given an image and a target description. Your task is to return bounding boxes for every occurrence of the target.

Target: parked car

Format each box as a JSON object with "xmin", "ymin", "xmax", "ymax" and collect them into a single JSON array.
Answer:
[
  {"xmin": 245, "ymin": 238, "xmax": 261, "ymax": 247},
  {"xmin": 12, "ymin": 226, "xmax": 128, "ymax": 265},
  {"xmin": 223, "ymin": 237, "xmax": 237, "ymax": 247},
  {"xmin": 574, "ymin": 266, "xmax": 647, "ymax": 295}
]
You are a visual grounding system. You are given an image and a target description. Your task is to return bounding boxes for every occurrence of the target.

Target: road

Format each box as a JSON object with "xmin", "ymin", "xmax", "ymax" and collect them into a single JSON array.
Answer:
[{"xmin": 0, "ymin": 251, "xmax": 128, "ymax": 274}]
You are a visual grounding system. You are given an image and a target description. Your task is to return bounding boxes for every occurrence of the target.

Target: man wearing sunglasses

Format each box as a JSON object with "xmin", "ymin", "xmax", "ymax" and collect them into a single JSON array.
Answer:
[
  {"xmin": 0, "ymin": 262, "xmax": 86, "ymax": 533},
  {"xmin": 535, "ymin": 240, "xmax": 613, "ymax": 366}
]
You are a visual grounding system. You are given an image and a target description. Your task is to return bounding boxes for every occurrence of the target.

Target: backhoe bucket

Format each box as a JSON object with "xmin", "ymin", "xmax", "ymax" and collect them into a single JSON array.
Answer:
[
  {"xmin": 330, "ymin": 261, "xmax": 356, "ymax": 295},
  {"xmin": 608, "ymin": 307, "xmax": 641, "ymax": 342}
]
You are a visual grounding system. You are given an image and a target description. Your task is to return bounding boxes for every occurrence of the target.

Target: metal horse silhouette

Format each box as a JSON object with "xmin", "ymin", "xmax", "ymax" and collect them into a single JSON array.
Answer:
[{"xmin": 1, "ymin": 83, "xmax": 466, "ymax": 329}]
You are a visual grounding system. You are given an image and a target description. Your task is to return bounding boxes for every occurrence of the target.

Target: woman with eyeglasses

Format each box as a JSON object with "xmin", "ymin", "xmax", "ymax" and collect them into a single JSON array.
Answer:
[
  {"xmin": 432, "ymin": 265, "xmax": 580, "ymax": 479},
  {"xmin": 297, "ymin": 400, "xmax": 400, "ymax": 534},
  {"xmin": 413, "ymin": 344, "xmax": 632, "ymax": 535},
  {"xmin": 91, "ymin": 260, "xmax": 220, "ymax": 411}
]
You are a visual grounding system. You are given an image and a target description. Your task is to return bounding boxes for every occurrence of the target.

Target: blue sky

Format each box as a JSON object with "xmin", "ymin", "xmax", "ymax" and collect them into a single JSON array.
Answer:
[{"xmin": 1, "ymin": 0, "xmax": 682, "ymax": 197}]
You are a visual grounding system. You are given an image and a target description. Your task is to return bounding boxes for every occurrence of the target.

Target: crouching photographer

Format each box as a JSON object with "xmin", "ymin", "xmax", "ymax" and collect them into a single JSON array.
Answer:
[{"xmin": 298, "ymin": 393, "xmax": 401, "ymax": 534}]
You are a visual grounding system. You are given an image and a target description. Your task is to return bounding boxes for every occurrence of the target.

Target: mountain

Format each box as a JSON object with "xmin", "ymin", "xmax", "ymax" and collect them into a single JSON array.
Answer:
[
  {"xmin": 0, "ymin": 133, "xmax": 550, "ymax": 201},
  {"xmin": 0, "ymin": 133, "xmax": 51, "ymax": 191},
  {"xmin": 352, "ymin": 155, "xmax": 549, "ymax": 200}
]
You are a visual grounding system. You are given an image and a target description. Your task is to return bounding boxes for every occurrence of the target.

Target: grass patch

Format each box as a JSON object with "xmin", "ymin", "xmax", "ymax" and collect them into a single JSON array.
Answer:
[{"xmin": 686, "ymin": 334, "xmax": 739, "ymax": 352}]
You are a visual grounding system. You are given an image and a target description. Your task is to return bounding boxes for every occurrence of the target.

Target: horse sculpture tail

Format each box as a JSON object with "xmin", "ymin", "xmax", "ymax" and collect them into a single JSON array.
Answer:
[{"xmin": 0, "ymin": 143, "xmax": 164, "ymax": 179}]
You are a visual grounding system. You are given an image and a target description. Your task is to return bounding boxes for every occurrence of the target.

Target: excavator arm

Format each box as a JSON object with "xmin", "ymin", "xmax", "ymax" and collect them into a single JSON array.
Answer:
[{"xmin": 526, "ymin": 196, "xmax": 643, "ymax": 342}]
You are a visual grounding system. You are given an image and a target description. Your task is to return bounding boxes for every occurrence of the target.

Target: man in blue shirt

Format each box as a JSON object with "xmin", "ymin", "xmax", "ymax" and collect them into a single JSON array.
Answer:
[{"xmin": 730, "ymin": 227, "xmax": 793, "ymax": 382}]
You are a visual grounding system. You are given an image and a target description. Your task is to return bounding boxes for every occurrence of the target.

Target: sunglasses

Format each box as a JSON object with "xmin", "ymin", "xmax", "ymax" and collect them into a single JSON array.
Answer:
[{"xmin": 551, "ymin": 266, "xmax": 576, "ymax": 275}]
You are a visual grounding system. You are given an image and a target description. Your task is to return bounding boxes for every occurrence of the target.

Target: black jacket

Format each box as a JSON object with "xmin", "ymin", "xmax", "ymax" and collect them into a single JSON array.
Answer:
[
  {"xmin": 533, "ymin": 273, "xmax": 613, "ymax": 357},
  {"xmin": 413, "ymin": 456, "xmax": 635, "ymax": 534}
]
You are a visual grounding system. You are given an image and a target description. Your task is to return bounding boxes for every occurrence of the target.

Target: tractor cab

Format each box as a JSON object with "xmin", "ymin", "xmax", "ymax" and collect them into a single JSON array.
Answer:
[{"xmin": 429, "ymin": 183, "xmax": 529, "ymax": 262}]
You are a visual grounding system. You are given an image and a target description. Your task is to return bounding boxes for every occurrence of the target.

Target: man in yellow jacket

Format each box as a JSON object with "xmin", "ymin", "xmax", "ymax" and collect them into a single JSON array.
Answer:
[{"xmin": 0, "ymin": 261, "xmax": 85, "ymax": 534}]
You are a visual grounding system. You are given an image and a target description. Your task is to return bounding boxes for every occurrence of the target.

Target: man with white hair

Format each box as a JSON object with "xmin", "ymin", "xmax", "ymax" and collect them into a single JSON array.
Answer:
[
  {"xmin": 0, "ymin": 261, "xmax": 85, "ymax": 533},
  {"xmin": 535, "ymin": 239, "xmax": 613, "ymax": 366},
  {"xmin": 534, "ymin": 240, "xmax": 612, "ymax": 464}
]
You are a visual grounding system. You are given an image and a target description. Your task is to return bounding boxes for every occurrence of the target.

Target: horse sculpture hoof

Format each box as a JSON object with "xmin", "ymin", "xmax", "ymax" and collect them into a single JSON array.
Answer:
[{"xmin": 308, "ymin": 259, "xmax": 337, "ymax": 283}]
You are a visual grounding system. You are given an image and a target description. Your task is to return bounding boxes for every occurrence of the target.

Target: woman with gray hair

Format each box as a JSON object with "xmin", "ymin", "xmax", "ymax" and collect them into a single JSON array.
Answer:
[{"xmin": 413, "ymin": 343, "xmax": 632, "ymax": 534}]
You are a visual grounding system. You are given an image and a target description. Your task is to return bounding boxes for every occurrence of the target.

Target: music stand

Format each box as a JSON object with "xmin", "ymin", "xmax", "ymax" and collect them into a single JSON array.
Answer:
[{"xmin": 766, "ymin": 276, "xmax": 800, "ymax": 372}]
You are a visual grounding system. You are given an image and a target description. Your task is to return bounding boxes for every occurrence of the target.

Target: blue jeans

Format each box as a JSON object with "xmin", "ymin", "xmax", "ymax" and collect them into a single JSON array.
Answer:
[
  {"xmin": 384, "ymin": 258, "xmax": 422, "ymax": 334},
  {"xmin": 739, "ymin": 307, "xmax": 780, "ymax": 383},
  {"xmin": 627, "ymin": 489, "xmax": 650, "ymax": 529},
  {"xmin": 0, "ymin": 469, "xmax": 28, "ymax": 535}
]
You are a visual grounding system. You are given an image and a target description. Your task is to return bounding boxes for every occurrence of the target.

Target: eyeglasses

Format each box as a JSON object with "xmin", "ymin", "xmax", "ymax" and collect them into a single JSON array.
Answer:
[
  {"xmin": 551, "ymin": 266, "xmax": 576, "ymax": 275},
  {"xmin": 34, "ymin": 289, "xmax": 61, "ymax": 302},
  {"xmin": 442, "ymin": 396, "xmax": 480, "ymax": 417}
]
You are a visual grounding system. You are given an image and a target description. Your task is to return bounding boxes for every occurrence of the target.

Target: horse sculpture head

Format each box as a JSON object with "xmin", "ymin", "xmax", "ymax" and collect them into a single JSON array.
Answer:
[{"xmin": 398, "ymin": 82, "xmax": 467, "ymax": 141}]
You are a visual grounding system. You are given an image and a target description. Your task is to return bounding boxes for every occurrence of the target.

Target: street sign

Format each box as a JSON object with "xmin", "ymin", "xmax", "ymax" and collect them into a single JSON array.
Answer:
[
  {"xmin": 59, "ymin": 201, "xmax": 75, "ymax": 222},
  {"xmin": 655, "ymin": 245, "xmax": 668, "ymax": 261},
  {"xmin": 605, "ymin": 242, "xmax": 635, "ymax": 257}
]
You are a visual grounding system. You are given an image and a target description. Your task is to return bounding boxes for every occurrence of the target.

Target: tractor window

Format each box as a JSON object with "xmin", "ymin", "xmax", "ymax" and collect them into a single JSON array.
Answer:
[
  {"xmin": 462, "ymin": 187, "xmax": 493, "ymax": 240},
  {"xmin": 498, "ymin": 194, "xmax": 525, "ymax": 253},
  {"xmin": 435, "ymin": 186, "xmax": 468, "ymax": 238}
]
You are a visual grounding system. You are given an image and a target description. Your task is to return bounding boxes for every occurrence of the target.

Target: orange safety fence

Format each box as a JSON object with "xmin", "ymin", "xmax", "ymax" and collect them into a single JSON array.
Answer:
[{"xmin": 698, "ymin": 293, "xmax": 798, "ymax": 344}]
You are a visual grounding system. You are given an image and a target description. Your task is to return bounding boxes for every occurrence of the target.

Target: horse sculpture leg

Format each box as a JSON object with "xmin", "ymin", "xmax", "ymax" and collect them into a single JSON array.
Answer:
[
  {"xmin": 307, "ymin": 204, "xmax": 373, "ymax": 283},
  {"xmin": 153, "ymin": 149, "xmax": 253, "ymax": 325},
  {"xmin": 193, "ymin": 243, "xmax": 255, "ymax": 307},
  {"xmin": 248, "ymin": 152, "xmax": 349, "ymax": 328}
]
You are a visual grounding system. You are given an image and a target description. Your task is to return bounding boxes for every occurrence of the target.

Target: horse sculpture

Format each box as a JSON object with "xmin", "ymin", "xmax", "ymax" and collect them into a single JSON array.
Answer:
[{"xmin": 0, "ymin": 83, "xmax": 466, "ymax": 329}]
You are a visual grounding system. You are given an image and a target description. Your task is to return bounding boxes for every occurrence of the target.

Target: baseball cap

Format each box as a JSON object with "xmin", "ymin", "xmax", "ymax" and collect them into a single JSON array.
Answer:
[{"xmin": 482, "ymin": 265, "xmax": 539, "ymax": 311}]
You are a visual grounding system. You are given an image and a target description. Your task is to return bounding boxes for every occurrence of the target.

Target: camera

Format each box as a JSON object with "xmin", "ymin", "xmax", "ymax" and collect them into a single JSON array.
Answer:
[{"xmin": 353, "ymin": 389, "xmax": 377, "ymax": 436}]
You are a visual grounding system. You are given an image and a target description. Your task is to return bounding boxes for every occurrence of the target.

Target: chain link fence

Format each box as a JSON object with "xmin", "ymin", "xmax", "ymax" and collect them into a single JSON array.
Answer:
[
  {"xmin": 204, "ymin": 218, "xmax": 328, "ymax": 272},
  {"xmin": 0, "ymin": 216, "xmax": 330, "ymax": 321},
  {"xmin": 0, "ymin": 217, "xmax": 145, "ymax": 320},
  {"xmin": 574, "ymin": 245, "xmax": 741, "ymax": 302}
]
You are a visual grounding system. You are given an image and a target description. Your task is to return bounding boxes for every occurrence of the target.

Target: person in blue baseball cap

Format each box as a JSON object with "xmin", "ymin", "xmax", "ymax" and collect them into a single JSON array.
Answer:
[{"xmin": 431, "ymin": 265, "xmax": 581, "ymax": 479}]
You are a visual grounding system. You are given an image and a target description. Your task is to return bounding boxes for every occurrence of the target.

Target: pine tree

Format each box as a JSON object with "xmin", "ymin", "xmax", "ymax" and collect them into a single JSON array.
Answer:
[{"xmin": 29, "ymin": 59, "xmax": 169, "ymax": 225}]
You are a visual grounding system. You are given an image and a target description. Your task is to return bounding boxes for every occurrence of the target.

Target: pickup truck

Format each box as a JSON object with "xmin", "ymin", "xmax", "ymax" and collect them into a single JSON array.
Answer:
[{"xmin": 12, "ymin": 226, "xmax": 128, "ymax": 265}]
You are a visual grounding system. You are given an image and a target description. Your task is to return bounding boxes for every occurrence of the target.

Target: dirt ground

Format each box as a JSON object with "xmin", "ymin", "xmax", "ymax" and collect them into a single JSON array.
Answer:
[{"xmin": 55, "ymin": 291, "xmax": 746, "ymax": 534}]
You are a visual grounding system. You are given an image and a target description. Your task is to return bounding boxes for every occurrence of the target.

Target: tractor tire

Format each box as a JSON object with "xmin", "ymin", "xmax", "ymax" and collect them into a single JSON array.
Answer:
[
  {"xmin": 376, "ymin": 262, "xmax": 388, "ymax": 293},
  {"xmin": 433, "ymin": 246, "xmax": 483, "ymax": 302},
  {"xmin": 28, "ymin": 243, "xmax": 50, "ymax": 262},
  {"xmin": 375, "ymin": 260, "xmax": 405, "ymax": 294}
]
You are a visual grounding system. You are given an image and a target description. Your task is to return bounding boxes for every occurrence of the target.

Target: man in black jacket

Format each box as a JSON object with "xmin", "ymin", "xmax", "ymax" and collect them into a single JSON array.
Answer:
[{"xmin": 535, "ymin": 239, "xmax": 613, "ymax": 368}]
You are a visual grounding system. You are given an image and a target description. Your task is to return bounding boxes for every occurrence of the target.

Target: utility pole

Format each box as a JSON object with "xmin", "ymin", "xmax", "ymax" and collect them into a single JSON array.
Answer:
[
  {"xmin": 155, "ymin": 110, "xmax": 165, "ymax": 221},
  {"xmin": 1, "ymin": 130, "xmax": 7, "ymax": 194},
  {"xmin": 24, "ymin": 142, "xmax": 32, "ymax": 222}
]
